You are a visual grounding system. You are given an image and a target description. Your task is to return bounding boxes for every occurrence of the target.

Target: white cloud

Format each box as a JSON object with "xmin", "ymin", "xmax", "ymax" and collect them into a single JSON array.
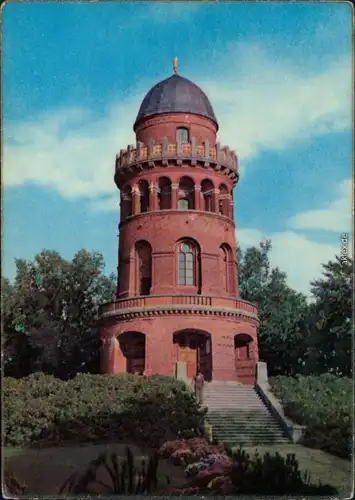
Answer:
[
  {"xmin": 3, "ymin": 43, "xmax": 352, "ymax": 204},
  {"xmin": 237, "ymin": 179, "xmax": 353, "ymax": 296},
  {"xmin": 4, "ymin": 101, "xmax": 137, "ymax": 199},
  {"xmin": 237, "ymin": 228, "xmax": 339, "ymax": 297},
  {"xmin": 201, "ymin": 44, "xmax": 352, "ymax": 160},
  {"xmin": 288, "ymin": 178, "xmax": 353, "ymax": 232}
]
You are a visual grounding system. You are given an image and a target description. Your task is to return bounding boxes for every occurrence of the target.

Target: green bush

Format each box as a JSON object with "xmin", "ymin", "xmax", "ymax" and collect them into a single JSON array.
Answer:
[
  {"xmin": 269, "ymin": 374, "xmax": 352, "ymax": 459},
  {"xmin": 4, "ymin": 373, "xmax": 205, "ymax": 447},
  {"xmin": 227, "ymin": 447, "xmax": 337, "ymax": 495}
]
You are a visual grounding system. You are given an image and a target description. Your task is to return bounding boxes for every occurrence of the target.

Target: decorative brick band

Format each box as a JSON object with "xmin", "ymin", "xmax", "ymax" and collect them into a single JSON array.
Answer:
[
  {"xmin": 115, "ymin": 138, "xmax": 239, "ymax": 187},
  {"xmin": 100, "ymin": 304, "xmax": 259, "ymax": 324},
  {"xmin": 119, "ymin": 208, "xmax": 236, "ymax": 229}
]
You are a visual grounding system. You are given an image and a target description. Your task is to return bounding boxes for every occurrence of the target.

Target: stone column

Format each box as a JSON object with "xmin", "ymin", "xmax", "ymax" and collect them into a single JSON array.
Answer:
[
  {"xmin": 149, "ymin": 181, "xmax": 158, "ymax": 211},
  {"xmin": 213, "ymin": 189, "xmax": 219, "ymax": 214},
  {"xmin": 111, "ymin": 336, "xmax": 127, "ymax": 374},
  {"xmin": 194, "ymin": 185, "xmax": 201, "ymax": 210},
  {"xmin": 230, "ymin": 196, "xmax": 234, "ymax": 219},
  {"xmin": 171, "ymin": 183, "xmax": 178, "ymax": 209},
  {"xmin": 132, "ymin": 185, "xmax": 140, "ymax": 215},
  {"xmin": 102, "ymin": 336, "xmax": 126, "ymax": 374}
]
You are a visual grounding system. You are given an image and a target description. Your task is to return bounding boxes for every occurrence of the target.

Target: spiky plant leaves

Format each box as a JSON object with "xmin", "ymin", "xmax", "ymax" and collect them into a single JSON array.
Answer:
[
  {"xmin": 109, "ymin": 451, "xmax": 121, "ymax": 492},
  {"xmin": 120, "ymin": 460, "xmax": 127, "ymax": 492},
  {"xmin": 4, "ymin": 470, "xmax": 27, "ymax": 495},
  {"xmin": 125, "ymin": 445, "xmax": 134, "ymax": 493},
  {"xmin": 100, "ymin": 452, "xmax": 120, "ymax": 492},
  {"xmin": 58, "ymin": 471, "xmax": 80, "ymax": 494},
  {"xmin": 59, "ymin": 446, "xmax": 161, "ymax": 495}
]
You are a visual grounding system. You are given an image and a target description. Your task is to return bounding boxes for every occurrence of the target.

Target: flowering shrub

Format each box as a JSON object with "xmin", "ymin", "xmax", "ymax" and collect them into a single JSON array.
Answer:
[
  {"xmin": 270, "ymin": 374, "xmax": 352, "ymax": 459},
  {"xmin": 158, "ymin": 439, "xmax": 190, "ymax": 458},
  {"xmin": 158, "ymin": 437, "xmax": 224, "ymax": 468},
  {"xmin": 179, "ymin": 447, "xmax": 338, "ymax": 496},
  {"xmin": 171, "ymin": 448, "xmax": 195, "ymax": 466},
  {"xmin": 185, "ymin": 454, "xmax": 231, "ymax": 477},
  {"xmin": 4, "ymin": 374, "xmax": 205, "ymax": 447}
]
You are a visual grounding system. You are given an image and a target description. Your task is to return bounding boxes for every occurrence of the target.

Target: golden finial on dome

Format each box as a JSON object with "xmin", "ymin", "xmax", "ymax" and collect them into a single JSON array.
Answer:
[{"xmin": 173, "ymin": 56, "xmax": 179, "ymax": 75}]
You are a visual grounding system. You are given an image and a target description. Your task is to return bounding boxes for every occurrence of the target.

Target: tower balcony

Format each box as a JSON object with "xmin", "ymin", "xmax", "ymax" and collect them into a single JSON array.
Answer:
[
  {"xmin": 114, "ymin": 138, "xmax": 239, "ymax": 188},
  {"xmin": 100, "ymin": 294, "xmax": 258, "ymax": 322}
]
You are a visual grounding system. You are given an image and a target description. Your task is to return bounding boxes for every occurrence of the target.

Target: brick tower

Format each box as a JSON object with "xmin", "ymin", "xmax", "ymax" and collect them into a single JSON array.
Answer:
[{"xmin": 100, "ymin": 59, "xmax": 259, "ymax": 384}]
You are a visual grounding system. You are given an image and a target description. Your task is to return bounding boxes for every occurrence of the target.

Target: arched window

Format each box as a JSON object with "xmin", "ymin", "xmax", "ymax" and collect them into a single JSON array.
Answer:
[
  {"xmin": 121, "ymin": 185, "xmax": 132, "ymax": 220},
  {"xmin": 178, "ymin": 177, "xmax": 195, "ymax": 210},
  {"xmin": 219, "ymin": 184, "xmax": 229, "ymax": 217},
  {"xmin": 135, "ymin": 241, "xmax": 152, "ymax": 296},
  {"xmin": 178, "ymin": 241, "xmax": 195, "ymax": 285},
  {"xmin": 234, "ymin": 334, "xmax": 253, "ymax": 360},
  {"xmin": 176, "ymin": 127, "xmax": 189, "ymax": 144},
  {"xmin": 158, "ymin": 177, "xmax": 172, "ymax": 210},
  {"xmin": 201, "ymin": 179, "xmax": 214, "ymax": 212},
  {"xmin": 139, "ymin": 180, "xmax": 150, "ymax": 213},
  {"xmin": 178, "ymin": 198, "xmax": 189, "ymax": 210}
]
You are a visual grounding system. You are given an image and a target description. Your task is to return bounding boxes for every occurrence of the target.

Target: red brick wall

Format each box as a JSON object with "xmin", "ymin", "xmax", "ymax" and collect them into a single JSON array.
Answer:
[
  {"xmin": 101, "ymin": 314, "xmax": 258, "ymax": 383},
  {"xmin": 118, "ymin": 208, "xmax": 237, "ymax": 297},
  {"xmin": 135, "ymin": 113, "xmax": 217, "ymax": 145},
  {"xmin": 100, "ymin": 108, "xmax": 258, "ymax": 383}
]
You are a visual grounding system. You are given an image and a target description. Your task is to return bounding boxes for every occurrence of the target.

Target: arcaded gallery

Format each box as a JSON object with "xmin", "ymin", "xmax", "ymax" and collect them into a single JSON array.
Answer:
[{"xmin": 100, "ymin": 60, "xmax": 259, "ymax": 384}]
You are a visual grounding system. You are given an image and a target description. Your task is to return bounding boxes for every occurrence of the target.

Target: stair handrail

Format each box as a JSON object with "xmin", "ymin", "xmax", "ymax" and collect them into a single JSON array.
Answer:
[{"xmin": 255, "ymin": 361, "xmax": 306, "ymax": 444}]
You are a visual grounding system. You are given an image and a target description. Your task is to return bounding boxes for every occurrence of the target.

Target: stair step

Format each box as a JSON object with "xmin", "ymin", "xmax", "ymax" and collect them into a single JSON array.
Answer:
[
  {"xmin": 202, "ymin": 383, "xmax": 291, "ymax": 447},
  {"xmin": 209, "ymin": 425, "xmax": 286, "ymax": 431}
]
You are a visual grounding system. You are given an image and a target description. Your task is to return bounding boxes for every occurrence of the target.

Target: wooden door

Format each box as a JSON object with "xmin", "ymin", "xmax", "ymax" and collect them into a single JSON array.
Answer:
[
  {"xmin": 177, "ymin": 345, "xmax": 197, "ymax": 379},
  {"xmin": 127, "ymin": 337, "xmax": 145, "ymax": 374}
]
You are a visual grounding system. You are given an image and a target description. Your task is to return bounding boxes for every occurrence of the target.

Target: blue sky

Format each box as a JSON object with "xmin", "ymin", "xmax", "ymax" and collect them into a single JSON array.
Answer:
[{"xmin": 3, "ymin": 2, "xmax": 353, "ymax": 296}]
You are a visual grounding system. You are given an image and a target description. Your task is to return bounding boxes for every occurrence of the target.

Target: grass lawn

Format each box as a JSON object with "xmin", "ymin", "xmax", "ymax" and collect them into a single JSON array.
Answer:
[
  {"xmin": 4, "ymin": 442, "xmax": 186, "ymax": 495},
  {"xmin": 4, "ymin": 448, "xmax": 27, "ymax": 458},
  {"xmin": 5, "ymin": 442, "xmax": 353, "ymax": 496},
  {"xmin": 241, "ymin": 444, "xmax": 353, "ymax": 497}
]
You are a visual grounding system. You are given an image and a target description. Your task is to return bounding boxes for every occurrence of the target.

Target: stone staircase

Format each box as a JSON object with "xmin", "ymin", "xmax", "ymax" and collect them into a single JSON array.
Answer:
[{"xmin": 204, "ymin": 382, "xmax": 290, "ymax": 446}]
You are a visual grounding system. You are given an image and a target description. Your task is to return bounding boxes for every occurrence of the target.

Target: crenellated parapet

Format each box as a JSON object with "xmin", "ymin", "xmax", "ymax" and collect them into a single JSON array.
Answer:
[{"xmin": 114, "ymin": 137, "xmax": 239, "ymax": 187}]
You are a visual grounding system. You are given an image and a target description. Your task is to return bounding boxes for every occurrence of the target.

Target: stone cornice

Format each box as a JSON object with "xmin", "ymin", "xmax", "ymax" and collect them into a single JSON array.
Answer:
[
  {"xmin": 119, "ymin": 208, "xmax": 236, "ymax": 230},
  {"xmin": 100, "ymin": 304, "xmax": 259, "ymax": 324}
]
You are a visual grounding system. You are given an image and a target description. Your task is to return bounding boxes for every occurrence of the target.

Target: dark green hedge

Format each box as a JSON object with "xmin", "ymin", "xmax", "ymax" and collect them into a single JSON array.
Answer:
[
  {"xmin": 4, "ymin": 373, "xmax": 205, "ymax": 447},
  {"xmin": 269, "ymin": 374, "xmax": 352, "ymax": 459}
]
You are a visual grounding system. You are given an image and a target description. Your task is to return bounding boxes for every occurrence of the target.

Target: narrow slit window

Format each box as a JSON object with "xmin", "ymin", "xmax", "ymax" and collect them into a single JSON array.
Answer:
[{"xmin": 176, "ymin": 127, "xmax": 189, "ymax": 144}]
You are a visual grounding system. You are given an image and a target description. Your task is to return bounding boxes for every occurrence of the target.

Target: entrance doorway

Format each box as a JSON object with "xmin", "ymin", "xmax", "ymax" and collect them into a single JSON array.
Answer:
[
  {"xmin": 119, "ymin": 332, "xmax": 146, "ymax": 374},
  {"xmin": 234, "ymin": 333, "xmax": 254, "ymax": 384},
  {"xmin": 173, "ymin": 330, "xmax": 212, "ymax": 381}
]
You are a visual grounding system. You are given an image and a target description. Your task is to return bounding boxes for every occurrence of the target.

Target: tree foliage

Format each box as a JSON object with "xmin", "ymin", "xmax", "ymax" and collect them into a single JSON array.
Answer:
[
  {"xmin": 270, "ymin": 374, "xmax": 352, "ymax": 459},
  {"xmin": 238, "ymin": 240, "xmax": 309, "ymax": 376},
  {"xmin": 306, "ymin": 256, "xmax": 353, "ymax": 376},
  {"xmin": 3, "ymin": 249, "xmax": 115, "ymax": 379},
  {"xmin": 238, "ymin": 241, "xmax": 352, "ymax": 378}
]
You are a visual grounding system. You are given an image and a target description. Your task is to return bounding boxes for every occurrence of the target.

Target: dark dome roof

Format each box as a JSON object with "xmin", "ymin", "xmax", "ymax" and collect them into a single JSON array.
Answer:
[{"xmin": 134, "ymin": 74, "xmax": 218, "ymax": 129}]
